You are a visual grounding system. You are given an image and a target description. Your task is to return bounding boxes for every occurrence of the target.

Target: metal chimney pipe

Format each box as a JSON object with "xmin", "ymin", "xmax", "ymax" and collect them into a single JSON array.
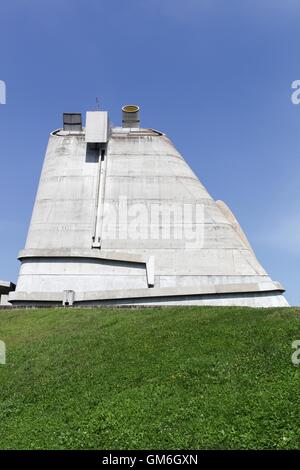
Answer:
[{"xmin": 122, "ymin": 105, "xmax": 140, "ymax": 128}]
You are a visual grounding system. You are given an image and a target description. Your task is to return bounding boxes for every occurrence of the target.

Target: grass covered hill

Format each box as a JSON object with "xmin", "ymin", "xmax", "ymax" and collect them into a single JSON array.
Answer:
[{"xmin": 0, "ymin": 306, "xmax": 300, "ymax": 449}]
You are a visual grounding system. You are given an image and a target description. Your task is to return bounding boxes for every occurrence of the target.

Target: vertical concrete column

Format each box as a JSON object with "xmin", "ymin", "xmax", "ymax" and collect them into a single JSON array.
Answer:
[{"xmin": 92, "ymin": 145, "xmax": 108, "ymax": 248}]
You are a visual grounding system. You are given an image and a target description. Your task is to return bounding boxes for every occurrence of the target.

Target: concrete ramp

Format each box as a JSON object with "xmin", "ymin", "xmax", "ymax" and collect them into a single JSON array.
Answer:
[{"xmin": 0, "ymin": 281, "xmax": 15, "ymax": 306}]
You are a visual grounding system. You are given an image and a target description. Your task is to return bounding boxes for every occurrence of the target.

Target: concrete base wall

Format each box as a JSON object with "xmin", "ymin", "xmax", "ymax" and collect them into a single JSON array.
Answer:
[
  {"xmin": 16, "ymin": 258, "xmax": 148, "ymax": 292},
  {"xmin": 10, "ymin": 276, "xmax": 288, "ymax": 307},
  {"xmin": 10, "ymin": 292, "xmax": 288, "ymax": 308},
  {"xmin": 16, "ymin": 257, "xmax": 276, "ymax": 294},
  {"xmin": 78, "ymin": 292, "xmax": 289, "ymax": 308}
]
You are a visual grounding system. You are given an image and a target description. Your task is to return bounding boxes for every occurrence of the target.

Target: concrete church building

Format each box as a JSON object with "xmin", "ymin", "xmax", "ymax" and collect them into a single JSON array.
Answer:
[{"xmin": 9, "ymin": 105, "xmax": 288, "ymax": 307}]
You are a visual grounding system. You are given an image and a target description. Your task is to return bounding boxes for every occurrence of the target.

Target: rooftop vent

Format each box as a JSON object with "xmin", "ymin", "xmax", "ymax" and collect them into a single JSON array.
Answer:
[
  {"xmin": 63, "ymin": 113, "xmax": 82, "ymax": 131},
  {"xmin": 122, "ymin": 105, "xmax": 140, "ymax": 128}
]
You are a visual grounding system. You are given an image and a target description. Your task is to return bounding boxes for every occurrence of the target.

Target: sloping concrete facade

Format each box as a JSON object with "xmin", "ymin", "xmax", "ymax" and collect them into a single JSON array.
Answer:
[{"xmin": 9, "ymin": 107, "xmax": 288, "ymax": 307}]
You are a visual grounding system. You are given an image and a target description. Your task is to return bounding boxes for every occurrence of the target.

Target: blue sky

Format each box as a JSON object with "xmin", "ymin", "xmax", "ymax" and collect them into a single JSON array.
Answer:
[{"xmin": 0, "ymin": 0, "xmax": 299, "ymax": 304}]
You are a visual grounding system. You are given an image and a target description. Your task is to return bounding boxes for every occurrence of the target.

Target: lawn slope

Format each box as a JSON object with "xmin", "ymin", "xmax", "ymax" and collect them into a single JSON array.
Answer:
[{"xmin": 0, "ymin": 306, "xmax": 300, "ymax": 449}]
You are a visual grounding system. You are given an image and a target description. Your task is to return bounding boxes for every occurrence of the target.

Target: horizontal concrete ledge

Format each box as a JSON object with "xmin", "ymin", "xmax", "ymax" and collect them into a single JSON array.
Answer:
[
  {"xmin": 51, "ymin": 127, "xmax": 165, "ymax": 137},
  {"xmin": 18, "ymin": 249, "xmax": 155, "ymax": 288},
  {"xmin": 9, "ymin": 281, "xmax": 285, "ymax": 304},
  {"xmin": 18, "ymin": 249, "xmax": 149, "ymax": 264}
]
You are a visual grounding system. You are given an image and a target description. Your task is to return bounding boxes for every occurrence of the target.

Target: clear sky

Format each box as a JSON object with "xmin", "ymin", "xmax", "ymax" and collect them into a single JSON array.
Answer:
[{"xmin": 0, "ymin": 0, "xmax": 299, "ymax": 304}]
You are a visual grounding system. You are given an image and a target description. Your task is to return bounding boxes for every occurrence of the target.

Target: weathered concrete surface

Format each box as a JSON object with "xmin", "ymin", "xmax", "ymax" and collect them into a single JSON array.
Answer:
[
  {"xmin": 9, "ymin": 281, "xmax": 288, "ymax": 307},
  {"xmin": 10, "ymin": 110, "xmax": 289, "ymax": 307},
  {"xmin": 85, "ymin": 111, "xmax": 109, "ymax": 143}
]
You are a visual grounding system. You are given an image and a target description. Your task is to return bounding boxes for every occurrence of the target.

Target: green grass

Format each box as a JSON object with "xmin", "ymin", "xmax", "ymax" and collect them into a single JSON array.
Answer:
[{"xmin": 0, "ymin": 306, "xmax": 300, "ymax": 449}]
